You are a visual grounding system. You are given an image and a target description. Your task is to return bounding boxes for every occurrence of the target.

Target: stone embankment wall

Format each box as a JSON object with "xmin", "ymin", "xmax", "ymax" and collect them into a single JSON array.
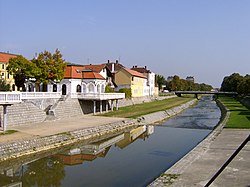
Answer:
[
  {"xmin": 2, "ymin": 95, "xmax": 176, "ymax": 126},
  {"xmin": 0, "ymin": 119, "xmax": 137, "ymax": 163},
  {"xmin": 241, "ymin": 97, "xmax": 250, "ymax": 109},
  {"xmin": 139, "ymin": 99, "xmax": 197, "ymax": 124}
]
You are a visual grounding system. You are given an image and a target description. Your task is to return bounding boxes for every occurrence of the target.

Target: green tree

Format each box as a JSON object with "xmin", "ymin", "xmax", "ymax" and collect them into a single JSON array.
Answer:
[
  {"xmin": 7, "ymin": 55, "xmax": 35, "ymax": 91},
  {"xmin": 155, "ymin": 74, "xmax": 166, "ymax": 90},
  {"xmin": 237, "ymin": 75, "xmax": 250, "ymax": 96},
  {"xmin": 0, "ymin": 79, "xmax": 10, "ymax": 91},
  {"xmin": 221, "ymin": 73, "xmax": 243, "ymax": 92},
  {"xmin": 31, "ymin": 49, "xmax": 67, "ymax": 84}
]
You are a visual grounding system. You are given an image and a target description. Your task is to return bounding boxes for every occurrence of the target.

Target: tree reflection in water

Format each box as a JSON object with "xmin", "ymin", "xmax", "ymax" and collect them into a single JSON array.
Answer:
[{"xmin": 22, "ymin": 157, "xmax": 65, "ymax": 187}]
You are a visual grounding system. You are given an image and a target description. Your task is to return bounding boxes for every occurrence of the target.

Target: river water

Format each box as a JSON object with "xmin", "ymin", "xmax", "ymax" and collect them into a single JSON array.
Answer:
[{"xmin": 0, "ymin": 96, "xmax": 221, "ymax": 187}]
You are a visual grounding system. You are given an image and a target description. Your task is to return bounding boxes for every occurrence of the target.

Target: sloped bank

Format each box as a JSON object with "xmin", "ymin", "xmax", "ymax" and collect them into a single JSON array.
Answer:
[{"xmin": 148, "ymin": 99, "xmax": 229, "ymax": 187}]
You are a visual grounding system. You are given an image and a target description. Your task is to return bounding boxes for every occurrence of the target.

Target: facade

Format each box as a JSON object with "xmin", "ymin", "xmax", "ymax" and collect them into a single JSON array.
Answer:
[
  {"xmin": 131, "ymin": 65, "xmax": 156, "ymax": 96},
  {"xmin": 115, "ymin": 68, "xmax": 147, "ymax": 97},
  {"xmin": 53, "ymin": 64, "xmax": 106, "ymax": 95},
  {"xmin": 0, "ymin": 52, "xmax": 17, "ymax": 91}
]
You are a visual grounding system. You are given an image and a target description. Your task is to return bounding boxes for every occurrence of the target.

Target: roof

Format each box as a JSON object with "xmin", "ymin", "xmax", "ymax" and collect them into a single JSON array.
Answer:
[
  {"xmin": 64, "ymin": 65, "xmax": 105, "ymax": 80},
  {"xmin": 0, "ymin": 52, "xmax": 17, "ymax": 63},
  {"xmin": 82, "ymin": 71, "xmax": 105, "ymax": 80},
  {"xmin": 83, "ymin": 64, "xmax": 106, "ymax": 73},
  {"xmin": 105, "ymin": 61, "xmax": 125, "ymax": 73},
  {"xmin": 131, "ymin": 66, "xmax": 151, "ymax": 73},
  {"xmin": 123, "ymin": 68, "xmax": 147, "ymax": 79}
]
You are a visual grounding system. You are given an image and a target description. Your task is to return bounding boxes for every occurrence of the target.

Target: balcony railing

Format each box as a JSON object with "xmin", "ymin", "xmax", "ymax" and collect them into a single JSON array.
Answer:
[
  {"xmin": 0, "ymin": 92, "xmax": 22, "ymax": 104},
  {"xmin": 21, "ymin": 92, "xmax": 61, "ymax": 99},
  {"xmin": 71, "ymin": 93, "xmax": 125, "ymax": 100}
]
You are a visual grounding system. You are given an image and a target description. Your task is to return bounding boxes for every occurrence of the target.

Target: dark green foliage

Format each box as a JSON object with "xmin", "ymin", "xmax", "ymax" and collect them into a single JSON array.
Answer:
[
  {"xmin": 105, "ymin": 86, "xmax": 115, "ymax": 93},
  {"xmin": 166, "ymin": 75, "xmax": 213, "ymax": 91},
  {"xmin": 221, "ymin": 73, "xmax": 250, "ymax": 96},
  {"xmin": 0, "ymin": 79, "xmax": 10, "ymax": 91},
  {"xmin": 155, "ymin": 74, "xmax": 166, "ymax": 90},
  {"xmin": 119, "ymin": 88, "xmax": 132, "ymax": 98}
]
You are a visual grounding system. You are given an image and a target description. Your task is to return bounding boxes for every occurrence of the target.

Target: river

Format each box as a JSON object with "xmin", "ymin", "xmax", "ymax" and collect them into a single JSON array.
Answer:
[{"xmin": 0, "ymin": 96, "xmax": 221, "ymax": 187}]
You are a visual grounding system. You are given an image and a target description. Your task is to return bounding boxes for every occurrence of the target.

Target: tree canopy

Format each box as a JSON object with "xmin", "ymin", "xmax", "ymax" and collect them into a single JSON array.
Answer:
[
  {"xmin": 166, "ymin": 75, "xmax": 213, "ymax": 91},
  {"xmin": 155, "ymin": 74, "xmax": 166, "ymax": 90},
  {"xmin": 7, "ymin": 49, "xmax": 67, "ymax": 91},
  {"xmin": 221, "ymin": 73, "xmax": 250, "ymax": 96},
  {"xmin": 7, "ymin": 55, "xmax": 34, "ymax": 90}
]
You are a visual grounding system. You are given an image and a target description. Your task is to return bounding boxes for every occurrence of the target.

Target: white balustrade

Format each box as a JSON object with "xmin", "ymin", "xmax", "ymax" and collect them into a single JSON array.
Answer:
[
  {"xmin": 0, "ymin": 92, "xmax": 22, "ymax": 103},
  {"xmin": 21, "ymin": 92, "xmax": 61, "ymax": 99},
  {"xmin": 71, "ymin": 93, "xmax": 125, "ymax": 100}
]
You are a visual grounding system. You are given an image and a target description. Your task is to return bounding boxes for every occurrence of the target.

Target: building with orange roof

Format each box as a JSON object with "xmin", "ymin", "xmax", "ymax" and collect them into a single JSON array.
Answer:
[
  {"xmin": 55, "ymin": 63, "xmax": 106, "ymax": 95},
  {"xmin": 131, "ymin": 65, "xmax": 157, "ymax": 96},
  {"xmin": 0, "ymin": 52, "xmax": 18, "ymax": 91},
  {"xmin": 115, "ymin": 67, "xmax": 148, "ymax": 97}
]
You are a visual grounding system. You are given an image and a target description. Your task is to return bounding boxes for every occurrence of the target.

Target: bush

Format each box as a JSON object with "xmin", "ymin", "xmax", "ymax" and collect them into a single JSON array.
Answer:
[
  {"xmin": 0, "ymin": 79, "xmax": 10, "ymax": 91},
  {"xmin": 105, "ymin": 86, "xmax": 115, "ymax": 93},
  {"xmin": 119, "ymin": 88, "xmax": 132, "ymax": 98}
]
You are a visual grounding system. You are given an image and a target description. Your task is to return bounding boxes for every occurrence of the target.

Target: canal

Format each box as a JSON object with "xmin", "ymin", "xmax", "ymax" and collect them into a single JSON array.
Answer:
[{"xmin": 0, "ymin": 96, "xmax": 221, "ymax": 187}]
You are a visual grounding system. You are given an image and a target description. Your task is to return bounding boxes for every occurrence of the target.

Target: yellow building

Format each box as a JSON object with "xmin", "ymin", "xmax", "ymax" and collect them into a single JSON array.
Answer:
[
  {"xmin": 0, "ymin": 52, "xmax": 17, "ymax": 91},
  {"xmin": 115, "ymin": 68, "xmax": 147, "ymax": 97}
]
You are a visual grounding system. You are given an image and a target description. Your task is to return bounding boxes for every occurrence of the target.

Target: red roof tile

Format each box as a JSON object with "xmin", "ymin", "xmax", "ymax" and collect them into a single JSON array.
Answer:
[
  {"xmin": 83, "ymin": 64, "xmax": 106, "ymax": 73},
  {"xmin": 124, "ymin": 68, "xmax": 147, "ymax": 79},
  {"xmin": 64, "ymin": 65, "xmax": 105, "ymax": 80},
  {"xmin": 82, "ymin": 71, "xmax": 105, "ymax": 80},
  {"xmin": 0, "ymin": 52, "xmax": 17, "ymax": 63}
]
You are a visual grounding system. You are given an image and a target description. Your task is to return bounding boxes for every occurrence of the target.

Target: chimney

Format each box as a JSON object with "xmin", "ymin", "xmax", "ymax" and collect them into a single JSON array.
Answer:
[
  {"xmin": 116, "ymin": 60, "xmax": 118, "ymax": 64},
  {"xmin": 112, "ymin": 63, "xmax": 115, "ymax": 72},
  {"xmin": 135, "ymin": 65, "xmax": 137, "ymax": 68},
  {"xmin": 145, "ymin": 66, "xmax": 147, "ymax": 69},
  {"xmin": 107, "ymin": 60, "xmax": 110, "ymax": 63}
]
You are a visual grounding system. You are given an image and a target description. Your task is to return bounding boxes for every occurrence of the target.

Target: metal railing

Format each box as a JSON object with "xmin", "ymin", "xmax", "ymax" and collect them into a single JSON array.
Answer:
[{"xmin": 205, "ymin": 134, "xmax": 250, "ymax": 187}]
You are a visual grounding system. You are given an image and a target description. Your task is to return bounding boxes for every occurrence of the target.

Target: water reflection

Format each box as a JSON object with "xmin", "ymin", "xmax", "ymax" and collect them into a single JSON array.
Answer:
[{"xmin": 0, "ymin": 125, "xmax": 154, "ymax": 187}]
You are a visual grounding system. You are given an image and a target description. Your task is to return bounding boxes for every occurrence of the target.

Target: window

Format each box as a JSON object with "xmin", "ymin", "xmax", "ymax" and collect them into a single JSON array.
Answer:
[
  {"xmin": 1, "ymin": 73, "xmax": 4, "ymax": 78},
  {"xmin": 132, "ymin": 77, "xmax": 134, "ymax": 81},
  {"xmin": 7, "ymin": 73, "xmax": 10, "ymax": 79},
  {"xmin": 2, "ymin": 64, "xmax": 4, "ymax": 69},
  {"xmin": 76, "ymin": 85, "xmax": 81, "ymax": 93}
]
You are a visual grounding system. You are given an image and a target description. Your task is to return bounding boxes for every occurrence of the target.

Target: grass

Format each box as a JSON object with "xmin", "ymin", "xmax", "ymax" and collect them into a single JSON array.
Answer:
[
  {"xmin": 0, "ymin": 130, "xmax": 18, "ymax": 135},
  {"xmin": 99, "ymin": 97, "xmax": 194, "ymax": 118},
  {"xmin": 219, "ymin": 96, "xmax": 250, "ymax": 129}
]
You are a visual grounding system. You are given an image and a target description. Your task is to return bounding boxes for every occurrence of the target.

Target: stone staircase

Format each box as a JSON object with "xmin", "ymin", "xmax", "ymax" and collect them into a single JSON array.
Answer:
[
  {"xmin": 52, "ymin": 96, "xmax": 83, "ymax": 119},
  {"xmin": 0, "ymin": 101, "xmax": 47, "ymax": 126}
]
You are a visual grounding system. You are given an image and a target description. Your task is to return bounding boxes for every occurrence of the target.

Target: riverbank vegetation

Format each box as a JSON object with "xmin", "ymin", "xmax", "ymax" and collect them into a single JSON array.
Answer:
[
  {"xmin": 219, "ymin": 96, "xmax": 250, "ymax": 129},
  {"xmin": 99, "ymin": 97, "xmax": 193, "ymax": 118},
  {"xmin": 221, "ymin": 73, "xmax": 250, "ymax": 96},
  {"xmin": 156, "ymin": 74, "xmax": 213, "ymax": 92}
]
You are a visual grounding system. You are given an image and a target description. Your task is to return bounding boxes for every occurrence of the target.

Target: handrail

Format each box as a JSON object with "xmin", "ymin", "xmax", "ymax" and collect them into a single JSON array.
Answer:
[{"xmin": 205, "ymin": 134, "xmax": 250, "ymax": 187}]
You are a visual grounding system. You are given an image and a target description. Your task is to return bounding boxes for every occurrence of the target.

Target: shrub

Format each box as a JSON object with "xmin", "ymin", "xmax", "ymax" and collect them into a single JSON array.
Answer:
[{"xmin": 119, "ymin": 88, "xmax": 132, "ymax": 98}]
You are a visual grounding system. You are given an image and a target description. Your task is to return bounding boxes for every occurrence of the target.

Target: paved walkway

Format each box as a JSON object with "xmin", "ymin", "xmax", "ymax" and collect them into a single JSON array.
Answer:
[
  {"xmin": 150, "ymin": 129, "xmax": 250, "ymax": 187},
  {"xmin": 0, "ymin": 115, "xmax": 127, "ymax": 143}
]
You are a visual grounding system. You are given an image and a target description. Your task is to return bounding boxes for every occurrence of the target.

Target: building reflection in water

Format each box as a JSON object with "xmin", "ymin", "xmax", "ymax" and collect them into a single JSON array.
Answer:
[{"xmin": 0, "ymin": 125, "xmax": 154, "ymax": 186}]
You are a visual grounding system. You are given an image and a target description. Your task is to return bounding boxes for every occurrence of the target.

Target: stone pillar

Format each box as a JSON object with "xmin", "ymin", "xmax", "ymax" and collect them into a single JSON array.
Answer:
[
  {"xmin": 3, "ymin": 105, "xmax": 8, "ymax": 132},
  {"xmin": 116, "ymin": 99, "xmax": 119, "ymax": 111},
  {"xmin": 100, "ymin": 100, "xmax": 102, "ymax": 113},
  {"xmin": 106, "ymin": 100, "xmax": 109, "ymax": 112},
  {"xmin": 111, "ymin": 100, "xmax": 114, "ymax": 111},
  {"xmin": 93, "ymin": 100, "xmax": 96, "ymax": 115}
]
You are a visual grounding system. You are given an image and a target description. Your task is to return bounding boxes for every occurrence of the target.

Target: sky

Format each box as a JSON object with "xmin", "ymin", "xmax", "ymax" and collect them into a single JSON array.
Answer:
[{"xmin": 0, "ymin": 0, "xmax": 250, "ymax": 88}]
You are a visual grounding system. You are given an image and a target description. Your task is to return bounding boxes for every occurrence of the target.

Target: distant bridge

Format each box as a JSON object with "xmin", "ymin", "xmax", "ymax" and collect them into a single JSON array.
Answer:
[{"xmin": 175, "ymin": 91, "xmax": 238, "ymax": 99}]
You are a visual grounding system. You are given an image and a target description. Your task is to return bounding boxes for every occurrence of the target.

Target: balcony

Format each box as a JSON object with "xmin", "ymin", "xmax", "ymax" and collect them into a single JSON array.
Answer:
[
  {"xmin": 71, "ymin": 93, "xmax": 125, "ymax": 100},
  {"xmin": 0, "ymin": 92, "xmax": 22, "ymax": 104}
]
